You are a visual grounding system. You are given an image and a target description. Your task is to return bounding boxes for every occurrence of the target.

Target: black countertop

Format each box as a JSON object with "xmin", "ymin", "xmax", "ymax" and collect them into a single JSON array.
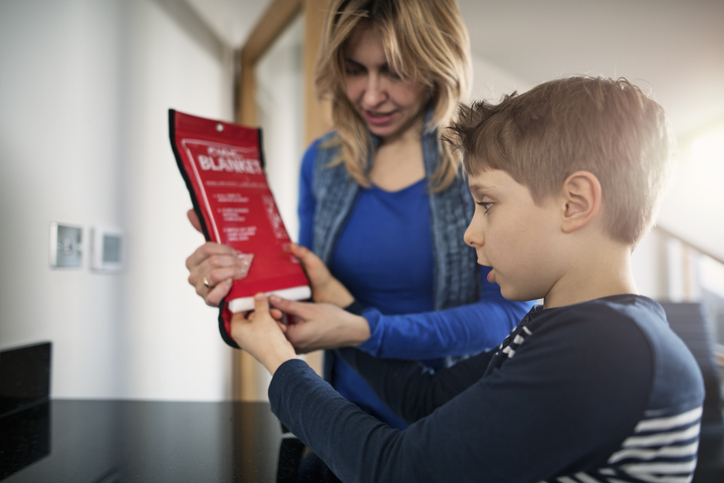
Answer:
[{"xmin": 1, "ymin": 399, "xmax": 315, "ymax": 482}]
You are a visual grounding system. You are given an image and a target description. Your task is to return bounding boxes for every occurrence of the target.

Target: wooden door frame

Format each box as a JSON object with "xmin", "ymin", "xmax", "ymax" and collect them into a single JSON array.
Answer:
[{"xmin": 233, "ymin": 0, "xmax": 331, "ymax": 401}]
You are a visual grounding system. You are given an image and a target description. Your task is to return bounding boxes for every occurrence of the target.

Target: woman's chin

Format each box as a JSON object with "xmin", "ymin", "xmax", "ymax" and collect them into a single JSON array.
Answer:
[{"xmin": 366, "ymin": 123, "xmax": 397, "ymax": 138}]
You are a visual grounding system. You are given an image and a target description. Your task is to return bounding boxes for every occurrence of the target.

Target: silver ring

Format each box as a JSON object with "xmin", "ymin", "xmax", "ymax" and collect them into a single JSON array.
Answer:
[{"xmin": 203, "ymin": 277, "xmax": 211, "ymax": 288}]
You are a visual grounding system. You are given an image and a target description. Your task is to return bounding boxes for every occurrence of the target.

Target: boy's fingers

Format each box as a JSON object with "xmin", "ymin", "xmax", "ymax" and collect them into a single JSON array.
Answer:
[
  {"xmin": 230, "ymin": 310, "xmax": 250, "ymax": 324},
  {"xmin": 253, "ymin": 293, "xmax": 270, "ymax": 315}
]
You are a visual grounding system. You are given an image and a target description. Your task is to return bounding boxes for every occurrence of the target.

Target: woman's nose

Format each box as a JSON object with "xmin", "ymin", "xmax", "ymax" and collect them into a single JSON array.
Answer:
[{"xmin": 362, "ymin": 75, "xmax": 387, "ymax": 107}]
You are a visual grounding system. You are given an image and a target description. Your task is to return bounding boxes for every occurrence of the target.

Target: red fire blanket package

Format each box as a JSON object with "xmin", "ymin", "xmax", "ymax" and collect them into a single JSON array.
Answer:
[{"xmin": 169, "ymin": 109, "xmax": 311, "ymax": 348}]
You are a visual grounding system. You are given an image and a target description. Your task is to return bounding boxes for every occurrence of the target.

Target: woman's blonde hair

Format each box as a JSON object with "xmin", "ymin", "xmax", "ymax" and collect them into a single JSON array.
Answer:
[{"xmin": 315, "ymin": 0, "xmax": 471, "ymax": 191}]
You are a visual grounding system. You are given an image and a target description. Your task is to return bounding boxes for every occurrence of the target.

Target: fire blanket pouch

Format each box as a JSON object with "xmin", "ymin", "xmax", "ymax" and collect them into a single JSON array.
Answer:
[{"xmin": 169, "ymin": 109, "xmax": 311, "ymax": 348}]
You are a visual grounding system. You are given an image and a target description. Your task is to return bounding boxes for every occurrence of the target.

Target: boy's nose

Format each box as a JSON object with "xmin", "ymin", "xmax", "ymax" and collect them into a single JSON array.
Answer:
[{"xmin": 463, "ymin": 223, "xmax": 483, "ymax": 248}]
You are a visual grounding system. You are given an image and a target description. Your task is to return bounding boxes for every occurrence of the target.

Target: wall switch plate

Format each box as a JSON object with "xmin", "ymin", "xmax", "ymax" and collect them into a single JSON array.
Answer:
[
  {"xmin": 91, "ymin": 226, "xmax": 124, "ymax": 272},
  {"xmin": 49, "ymin": 222, "xmax": 82, "ymax": 268}
]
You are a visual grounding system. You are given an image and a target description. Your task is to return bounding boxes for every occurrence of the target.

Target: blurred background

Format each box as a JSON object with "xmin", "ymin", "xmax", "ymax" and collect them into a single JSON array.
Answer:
[{"xmin": 1, "ymin": 0, "xmax": 723, "ymax": 403}]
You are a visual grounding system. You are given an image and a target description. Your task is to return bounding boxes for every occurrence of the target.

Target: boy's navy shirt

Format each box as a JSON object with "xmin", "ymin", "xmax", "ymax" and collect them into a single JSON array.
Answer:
[{"xmin": 269, "ymin": 295, "xmax": 705, "ymax": 483}]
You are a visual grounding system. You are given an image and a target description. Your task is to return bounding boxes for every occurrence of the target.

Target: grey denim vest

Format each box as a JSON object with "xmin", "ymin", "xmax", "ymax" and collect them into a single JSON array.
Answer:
[{"xmin": 311, "ymin": 128, "xmax": 480, "ymax": 312}]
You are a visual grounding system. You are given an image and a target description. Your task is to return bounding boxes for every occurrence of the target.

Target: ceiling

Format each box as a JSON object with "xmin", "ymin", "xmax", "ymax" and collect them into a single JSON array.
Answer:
[
  {"xmin": 185, "ymin": 0, "xmax": 724, "ymax": 137},
  {"xmin": 458, "ymin": 0, "xmax": 724, "ymax": 137}
]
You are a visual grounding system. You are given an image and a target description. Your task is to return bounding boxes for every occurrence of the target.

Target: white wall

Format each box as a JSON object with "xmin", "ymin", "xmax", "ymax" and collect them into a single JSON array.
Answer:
[
  {"xmin": 657, "ymin": 122, "xmax": 724, "ymax": 263},
  {"xmin": 0, "ymin": 0, "xmax": 235, "ymax": 400},
  {"xmin": 470, "ymin": 52, "xmax": 534, "ymax": 103},
  {"xmin": 0, "ymin": 0, "xmax": 126, "ymax": 399}
]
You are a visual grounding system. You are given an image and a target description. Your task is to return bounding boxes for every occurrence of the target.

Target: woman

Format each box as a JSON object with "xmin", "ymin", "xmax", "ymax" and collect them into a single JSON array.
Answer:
[{"xmin": 186, "ymin": 0, "xmax": 532, "ymax": 429}]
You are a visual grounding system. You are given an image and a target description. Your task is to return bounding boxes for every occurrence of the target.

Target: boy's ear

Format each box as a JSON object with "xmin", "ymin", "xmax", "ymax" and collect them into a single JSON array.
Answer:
[{"xmin": 559, "ymin": 171, "xmax": 602, "ymax": 234}]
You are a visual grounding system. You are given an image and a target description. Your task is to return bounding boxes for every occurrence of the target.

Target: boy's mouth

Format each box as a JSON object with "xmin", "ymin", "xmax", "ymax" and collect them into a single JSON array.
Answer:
[{"xmin": 487, "ymin": 268, "xmax": 495, "ymax": 284}]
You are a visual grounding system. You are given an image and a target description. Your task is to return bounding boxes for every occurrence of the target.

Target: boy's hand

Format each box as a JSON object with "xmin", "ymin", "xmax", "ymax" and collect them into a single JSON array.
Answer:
[
  {"xmin": 269, "ymin": 295, "xmax": 370, "ymax": 353},
  {"xmin": 186, "ymin": 209, "xmax": 254, "ymax": 307},
  {"xmin": 230, "ymin": 293, "xmax": 297, "ymax": 375},
  {"xmin": 291, "ymin": 243, "xmax": 354, "ymax": 308}
]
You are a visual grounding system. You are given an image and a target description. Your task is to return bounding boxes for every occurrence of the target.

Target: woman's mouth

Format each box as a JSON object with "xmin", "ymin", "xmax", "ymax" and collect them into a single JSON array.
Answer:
[{"xmin": 364, "ymin": 110, "xmax": 396, "ymax": 126}]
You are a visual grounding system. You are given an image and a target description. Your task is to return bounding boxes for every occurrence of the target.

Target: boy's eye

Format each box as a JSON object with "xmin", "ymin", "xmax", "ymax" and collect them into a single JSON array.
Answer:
[{"xmin": 477, "ymin": 201, "xmax": 494, "ymax": 214}]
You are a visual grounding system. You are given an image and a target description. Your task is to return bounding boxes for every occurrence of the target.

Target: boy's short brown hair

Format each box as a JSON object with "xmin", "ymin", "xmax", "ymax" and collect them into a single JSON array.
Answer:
[{"xmin": 449, "ymin": 76, "xmax": 674, "ymax": 245}]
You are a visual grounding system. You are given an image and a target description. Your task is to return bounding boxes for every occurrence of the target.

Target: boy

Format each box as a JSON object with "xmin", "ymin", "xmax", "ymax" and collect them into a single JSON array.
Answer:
[{"xmin": 230, "ymin": 77, "xmax": 705, "ymax": 482}]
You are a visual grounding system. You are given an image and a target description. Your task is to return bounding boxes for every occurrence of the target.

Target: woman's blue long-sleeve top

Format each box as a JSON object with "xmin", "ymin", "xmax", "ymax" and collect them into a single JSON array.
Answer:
[{"xmin": 297, "ymin": 135, "xmax": 533, "ymax": 427}]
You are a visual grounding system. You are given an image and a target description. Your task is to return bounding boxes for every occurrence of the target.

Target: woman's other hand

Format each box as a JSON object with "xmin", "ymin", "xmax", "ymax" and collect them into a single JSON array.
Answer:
[
  {"xmin": 269, "ymin": 295, "xmax": 370, "ymax": 353},
  {"xmin": 291, "ymin": 243, "xmax": 354, "ymax": 308},
  {"xmin": 186, "ymin": 209, "xmax": 254, "ymax": 307},
  {"xmin": 231, "ymin": 294, "xmax": 297, "ymax": 375}
]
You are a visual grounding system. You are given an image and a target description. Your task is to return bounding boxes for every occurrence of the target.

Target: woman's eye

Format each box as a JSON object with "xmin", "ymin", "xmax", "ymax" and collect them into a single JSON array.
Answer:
[
  {"xmin": 344, "ymin": 62, "xmax": 365, "ymax": 76},
  {"xmin": 386, "ymin": 70, "xmax": 402, "ymax": 80},
  {"xmin": 379, "ymin": 64, "xmax": 402, "ymax": 80}
]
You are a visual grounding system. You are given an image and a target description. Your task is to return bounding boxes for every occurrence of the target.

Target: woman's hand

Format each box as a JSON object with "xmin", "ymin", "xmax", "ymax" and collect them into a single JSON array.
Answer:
[
  {"xmin": 185, "ymin": 209, "xmax": 254, "ymax": 307},
  {"xmin": 269, "ymin": 295, "xmax": 370, "ymax": 353},
  {"xmin": 231, "ymin": 293, "xmax": 297, "ymax": 375},
  {"xmin": 291, "ymin": 243, "xmax": 354, "ymax": 308}
]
